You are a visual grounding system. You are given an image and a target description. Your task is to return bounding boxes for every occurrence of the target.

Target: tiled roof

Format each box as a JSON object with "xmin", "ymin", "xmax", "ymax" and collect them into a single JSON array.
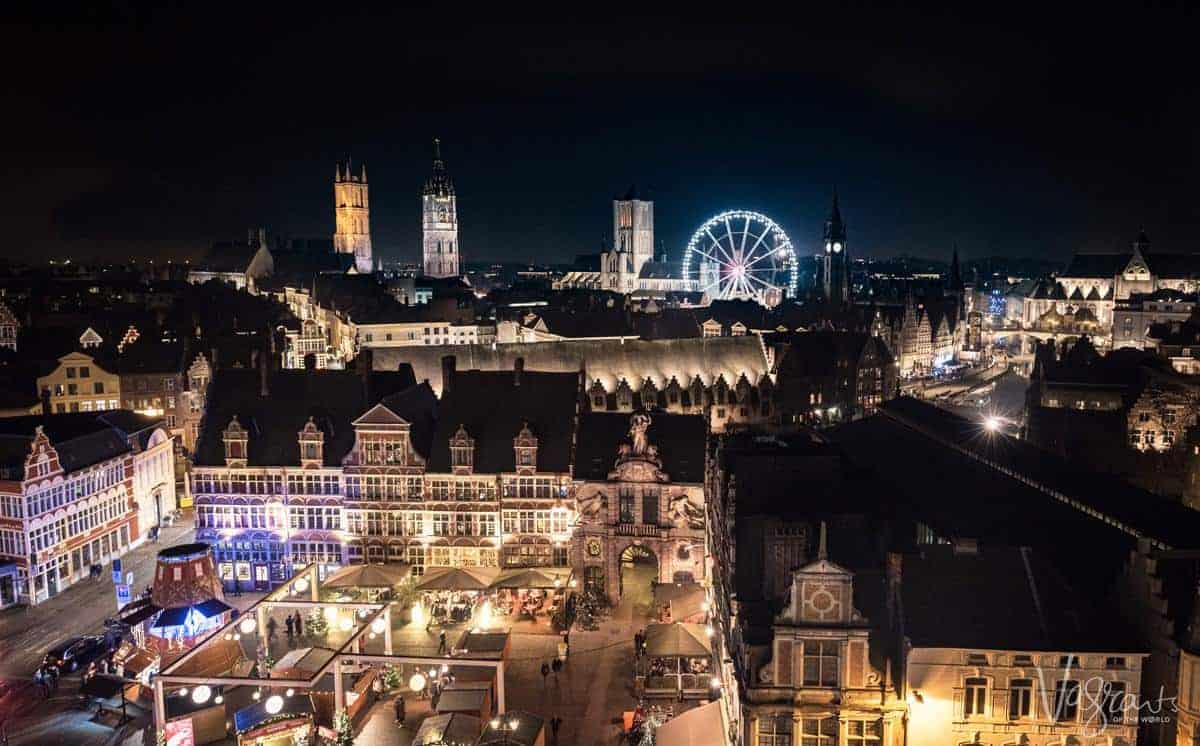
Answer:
[
  {"xmin": 370, "ymin": 336, "xmax": 770, "ymax": 398},
  {"xmin": 0, "ymin": 411, "xmax": 161, "ymax": 473},
  {"xmin": 426, "ymin": 369, "xmax": 580, "ymax": 474},
  {"xmin": 193, "ymin": 368, "xmax": 422, "ymax": 467},
  {"xmin": 1061, "ymin": 253, "xmax": 1132, "ymax": 278},
  {"xmin": 902, "ymin": 544, "xmax": 1142, "ymax": 652}
]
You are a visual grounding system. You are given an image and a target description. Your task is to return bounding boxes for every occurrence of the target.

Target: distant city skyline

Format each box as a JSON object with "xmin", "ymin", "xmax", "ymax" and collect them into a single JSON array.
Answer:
[{"xmin": 5, "ymin": 7, "xmax": 1199, "ymax": 266}]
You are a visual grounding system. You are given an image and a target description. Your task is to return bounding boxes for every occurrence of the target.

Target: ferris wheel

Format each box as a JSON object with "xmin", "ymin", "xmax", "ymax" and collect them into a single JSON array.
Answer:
[{"xmin": 682, "ymin": 210, "xmax": 798, "ymax": 306}]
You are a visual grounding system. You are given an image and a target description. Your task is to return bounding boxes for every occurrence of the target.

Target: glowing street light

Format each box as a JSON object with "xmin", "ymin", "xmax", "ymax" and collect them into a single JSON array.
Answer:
[
  {"xmin": 265, "ymin": 695, "xmax": 284, "ymax": 714},
  {"xmin": 409, "ymin": 672, "xmax": 427, "ymax": 692},
  {"xmin": 238, "ymin": 617, "xmax": 256, "ymax": 635},
  {"xmin": 984, "ymin": 416, "xmax": 1002, "ymax": 433},
  {"xmin": 191, "ymin": 685, "xmax": 212, "ymax": 705}
]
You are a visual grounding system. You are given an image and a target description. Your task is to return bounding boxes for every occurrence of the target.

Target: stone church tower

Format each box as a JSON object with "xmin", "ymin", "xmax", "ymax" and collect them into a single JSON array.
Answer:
[
  {"xmin": 422, "ymin": 139, "xmax": 460, "ymax": 278},
  {"xmin": 333, "ymin": 160, "xmax": 373, "ymax": 274},
  {"xmin": 600, "ymin": 186, "xmax": 654, "ymax": 292},
  {"xmin": 822, "ymin": 193, "xmax": 849, "ymax": 306}
]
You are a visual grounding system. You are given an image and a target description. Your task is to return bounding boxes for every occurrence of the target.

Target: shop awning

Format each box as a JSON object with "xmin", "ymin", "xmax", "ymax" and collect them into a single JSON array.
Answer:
[
  {"xmin": 194, "ymin": 598, "xmax": 233, "ymax": 617},
  {"xmin": 654, "ymin": 701, "xmax": 726, "ymax": 746},
  {"xmin": 234, "ymin": 694, "xmax": 314, "ymax": 734},
  {"xmin": 490, "ymin": 567, "xmax": 573, "ymax": 590},
  {"xmin": 272, "ymin": 646, "xmax": 337, "ymax": 678},
  {"xmin": 644, "ymin": 623, "xmax": 713, "ymax": 658},
  {"xmin": 414, "ymin": 712, "xmax": 482, "ymax": 746},
  {"xmin": 322, "ymin": 562, "xmax": 411, "ymax": 589},
  {"xmin": 117, "ymin": 598, "xmax": 161, "ymax": 626},
  {"xmin": 416, "ymin": 566, "xmax": 500, "ymax": 591},
  {"xmin": 151, "ymin": 599, "xmax": 230, "ymax": 628}
]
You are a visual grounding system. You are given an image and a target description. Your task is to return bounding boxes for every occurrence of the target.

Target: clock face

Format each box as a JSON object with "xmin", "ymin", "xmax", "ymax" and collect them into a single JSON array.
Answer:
[
  {"xmin": 825, "ymin": 242, "xmax": 832, "ymax": 254},
  {"xmin": 833, "ymin": 242, "xmax": 843, "ymax": 253},
  {"xmin": 586, "ymin": 538, "xmax": 602, "ymax": 557}
]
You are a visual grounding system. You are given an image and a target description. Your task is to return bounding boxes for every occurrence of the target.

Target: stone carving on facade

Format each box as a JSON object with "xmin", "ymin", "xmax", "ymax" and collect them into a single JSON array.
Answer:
[
  {"xmin": 669, "ymin": 493, "xmax": 705, "ymax": 530},
  {"xmin": 576, "ymin": 485, "xmax": 607, "ymax": 522},
  {"xmin": 610, "ymin": 412, "xmax": 668, "ymax": 482}
]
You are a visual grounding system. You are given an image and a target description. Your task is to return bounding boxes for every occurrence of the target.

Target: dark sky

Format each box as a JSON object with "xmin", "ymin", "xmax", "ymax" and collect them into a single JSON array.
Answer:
[{"xmin": 4, "ymin": 5, "xmax": 1199, "ymax": 266}]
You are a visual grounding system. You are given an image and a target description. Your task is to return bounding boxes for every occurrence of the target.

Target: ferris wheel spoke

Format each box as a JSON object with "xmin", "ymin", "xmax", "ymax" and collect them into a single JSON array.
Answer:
[
  {"xmin": 739, "ymin": 215, "xmax": 751, "ymax": 255},
  {"xmin": 744, "ymin": 245, "xmax": 782, "ymax": 270},
  {"xmin": 705, "ymin": 230, "xmax": 735, "ymax": 265},
  {"xmin": 723, "ymin": 217, "xmax": 738, "ymax": 261},
  {"xmin": 692, "ymin": 248, "xmax": 728, "ymax": 267}
]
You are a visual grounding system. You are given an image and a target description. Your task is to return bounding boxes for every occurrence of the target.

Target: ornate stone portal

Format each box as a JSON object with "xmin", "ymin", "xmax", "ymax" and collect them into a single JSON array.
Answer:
[{"xmin": 572, "ymin": 412, "xmax": 706, "ymax": 605}]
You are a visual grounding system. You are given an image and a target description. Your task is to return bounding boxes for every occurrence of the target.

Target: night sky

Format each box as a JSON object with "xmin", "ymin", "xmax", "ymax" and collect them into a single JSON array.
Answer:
[{"xmin": 5, "ymin": 5, "xmax": 1199, "ymax": 266}]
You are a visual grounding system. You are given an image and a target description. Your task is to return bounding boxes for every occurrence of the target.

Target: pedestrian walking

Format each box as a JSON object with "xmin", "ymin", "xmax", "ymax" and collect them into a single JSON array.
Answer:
[
  {"xmin": 551, "ymin": 657, "xmax": 562, "ymax": 683},
  {"xmin": 267, "ymin": 616, "xmax": 278, "ymax": 641},
  {"xmin": 550, "ymin": 716, "xmax": 562, "ymax": 745},
  {"xmin": 438, "ymin": 630, "xmax": 447, "ymax": 654},
  {"xmin": 541, "ymin": 662, "xmax": 550, "ymax": 687},
  {"xmin": 394, "ymin": 694, "xmax": 406, "ymax": 725},
  {"xmin": 285, "ymin": 614, "xmax": 294, "ymax": 640},
  {"xmin": 293, "ymin": 611, "xmax": 303, "ymax": 636}
]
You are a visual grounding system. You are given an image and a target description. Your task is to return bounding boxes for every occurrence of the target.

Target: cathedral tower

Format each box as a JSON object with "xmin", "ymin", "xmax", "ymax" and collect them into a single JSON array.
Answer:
[
  {"xmin": 333, "ymin": 160, "xmax": 373, "ymax": 274},
  {"xmin": 422, "ymin": 139, "xmax": 460, "ymax": 278},
  {"xmin": 602, "ymin": 186, "xmax": 654, "ymax": 292},
  {"xmin": 822, "ymin": 193, "xmax": 849, "ymax": 306}
]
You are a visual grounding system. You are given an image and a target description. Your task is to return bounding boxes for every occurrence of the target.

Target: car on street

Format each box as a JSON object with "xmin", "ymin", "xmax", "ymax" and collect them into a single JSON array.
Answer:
[{"xmin": 42, "ymin": 636, "xmax": 108, "ymax": 672}]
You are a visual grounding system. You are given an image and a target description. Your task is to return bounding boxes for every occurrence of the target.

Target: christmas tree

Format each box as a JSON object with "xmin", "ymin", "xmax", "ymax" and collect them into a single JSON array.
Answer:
[
  {"xmin": 333, "ymin": 708, "xmax": 354, "ymax": 746},
  {"xmin": 306, "ymin": 609, "xmax": 328, "ymax": 637}
]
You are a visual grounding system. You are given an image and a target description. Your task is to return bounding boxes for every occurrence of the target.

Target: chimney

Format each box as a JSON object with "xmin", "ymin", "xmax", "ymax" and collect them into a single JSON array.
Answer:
[
  {"xmin": 441, "ymin": 355, "xmax": 456, "ymax": 396},
  {"xmin": 359, "ymin": 348, "xmax": 373, "ymax": 402},
  {"xmin": 514, "ymin": 356, "xmax": 524, "ymax": 387},
  {"xmin": 259, "ymin": 345, "xmax": 270, "ymax": 398},
  {"xmin": 885, "ymin": 552, "xmax": 902, "ymax": 625}
]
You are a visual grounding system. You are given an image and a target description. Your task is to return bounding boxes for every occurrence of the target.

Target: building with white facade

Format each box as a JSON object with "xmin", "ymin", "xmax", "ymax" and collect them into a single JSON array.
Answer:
[
  {"xmin": 0, "ymin": 412, "xmax": 173, "ymax": 605},
  {"xmin": 422, "ymin": 139, "xmax": 460, "ymax": 278}
]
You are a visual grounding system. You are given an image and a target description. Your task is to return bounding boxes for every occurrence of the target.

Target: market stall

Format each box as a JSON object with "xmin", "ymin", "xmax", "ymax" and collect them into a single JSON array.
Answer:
[
  {"xmin": 653, "ymin": 701, "xmax": 727, "ymax": 746},
  {"xmin": 414, "ymin": 712, "xmax": 483, "ymax": 746},
  {"xmin": 414, "ymin": 566, "xmax": 500, "ymax": 627},
  {"xmin": 234, "ymin": 693, "xmax": 317, "ymax": 746},
  {"xmin": 320, "ymin": 563, "xmax": 410, "ymax": 601},
  {"xmin": 489, "ymin": 568, "xmax": 573, "ymax": 628},
  {"xmin": 640, "ymin": 623, "xmax": 714, "ymax": 698}
]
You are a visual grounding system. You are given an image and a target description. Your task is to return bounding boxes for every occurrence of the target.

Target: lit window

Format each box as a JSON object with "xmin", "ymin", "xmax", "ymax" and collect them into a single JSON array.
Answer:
[{"xmin": 964, "ymin": 677, "xmax": 988, "ymax": 717}]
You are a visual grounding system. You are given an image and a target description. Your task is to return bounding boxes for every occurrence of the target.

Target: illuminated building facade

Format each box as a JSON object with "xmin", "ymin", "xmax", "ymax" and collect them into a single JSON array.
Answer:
[
  {"xmin": 422, "ymin": 139, "xmax": 460, "ymax": 278},
  {"xmin": 572, "ymin": 411, "xmax": 706, "ymax": 605},
  {"xmin": 600, "ymin": 187, "xmax": 655, "ymax": 293},
  {"xmin": 189, "ymin": 362, "xmax": 588, "ymax": 589},
  {"xmin": 333, "ymin": 160, "xmax": 373, "ymax": 274},
  {"xmin": 0, "ymin": 299, "xmax": 18, "ymax": 352},
  {"xmin": 0, "ymin": 412, "xmax": 173, "ymax": 605}
]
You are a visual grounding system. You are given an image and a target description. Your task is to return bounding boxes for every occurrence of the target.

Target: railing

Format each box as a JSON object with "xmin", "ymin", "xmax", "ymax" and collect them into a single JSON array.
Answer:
[{"xmin": 615, "ymin": 523, "xmax": 661, "ymax": 537}]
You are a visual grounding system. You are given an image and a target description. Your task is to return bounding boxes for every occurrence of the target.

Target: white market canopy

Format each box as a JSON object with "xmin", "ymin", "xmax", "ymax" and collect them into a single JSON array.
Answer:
[{"xmin": 644, "ymin": 623, "xmax": 712, "ymax": 658}]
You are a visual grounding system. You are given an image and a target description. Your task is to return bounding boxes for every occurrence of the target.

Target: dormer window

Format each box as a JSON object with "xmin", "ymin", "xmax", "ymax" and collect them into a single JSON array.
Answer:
[
  {"xmin": 223, "ymin": 415, "xmax": 248, "ymax": 467},
  {"xmin": 298, "ymin": 416, "xmax": 325, "ymax": 468},
  {"xmin": 450, "ymin": 424, "xmax": 474, "ymax": 474},
  {"xmin": 513, "ymin": 422, "xmax": 538, "ymax": 473}
]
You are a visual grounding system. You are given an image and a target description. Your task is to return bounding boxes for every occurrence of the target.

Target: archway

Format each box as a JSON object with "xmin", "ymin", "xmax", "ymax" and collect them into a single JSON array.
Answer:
[{"xmin": 619, "ymin": 544, "xmax": 658, "ymax": 612}]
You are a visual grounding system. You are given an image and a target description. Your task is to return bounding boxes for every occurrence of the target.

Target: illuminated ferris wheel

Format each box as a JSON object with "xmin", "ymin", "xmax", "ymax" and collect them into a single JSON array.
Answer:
[{"xmin": 682, "ymin": 210, "xmax": 798, "ymax": 306}]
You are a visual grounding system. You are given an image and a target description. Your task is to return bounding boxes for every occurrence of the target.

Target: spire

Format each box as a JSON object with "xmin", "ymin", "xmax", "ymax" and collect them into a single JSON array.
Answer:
[
  {"xmin": 1133, "ymin": 227, "xmax": 1150, "ymax": 255},
  {"xmin": 949, "ymin": 244, "xmax": 963, "ymax": 290},
  {"xmin": 424, "ymin": 138, "xmax": 454, "ymax": 197},
  {"xmin": 335, "ymin": 162, "xmax": 342, "ymax": 182},
  {"xmin": 823, "ymin": 191, "xmax": 845, "ymax": 242},
  {"xmin": 360, "ymin": 162, "xmax": 367, "ymax": 183},
  {"xmin": 816, "ymin": 521, "xmax": 828, "ymax": 561}
]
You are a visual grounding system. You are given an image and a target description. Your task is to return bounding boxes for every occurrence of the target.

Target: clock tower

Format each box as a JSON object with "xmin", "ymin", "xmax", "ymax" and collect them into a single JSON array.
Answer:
[
  {"xmin": 822, "ymin": 193, "xmax": 849, "ymax": 306},
  {"xmin": 422, "ymin": 138, "xmax": 460, "ymax": 278}
]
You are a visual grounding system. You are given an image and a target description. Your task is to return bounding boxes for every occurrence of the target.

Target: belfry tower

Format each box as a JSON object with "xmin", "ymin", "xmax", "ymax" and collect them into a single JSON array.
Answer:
[
  {"xmin": 822, "ymin": 193, "xmax": 849, "ymax": 306},
  {"xmin": 422, "ymin": 139, "xmax": 460, "ymax": 278},
  {"xmin": 333, "ymin": 160, "xmax": 373, "ymax": 274}
]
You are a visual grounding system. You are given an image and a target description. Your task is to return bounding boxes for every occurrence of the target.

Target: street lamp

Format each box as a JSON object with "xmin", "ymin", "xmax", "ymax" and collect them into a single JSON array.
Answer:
[{"xmin": 489, "ymin": 716, "xmax": 519, "ymax": 744}]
